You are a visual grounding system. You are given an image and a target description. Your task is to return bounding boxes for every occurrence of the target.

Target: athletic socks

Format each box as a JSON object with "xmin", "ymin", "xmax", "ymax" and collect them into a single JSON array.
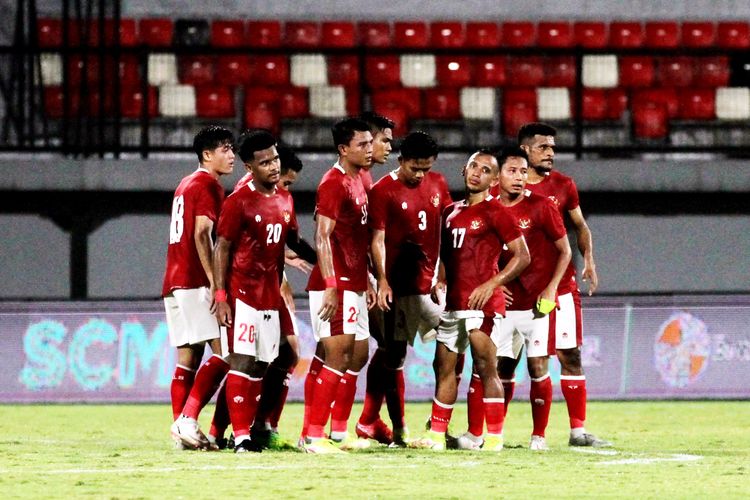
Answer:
[
  {"xmin": 301, "ymin": 356, "xmax": 324, "ymax": 437},
  {"xmin": 430, "ymin": 398, "xmax": 454, "ymax": 434},
  {"xmin": 530, "ymin": 374, "xmax": 553, "ymax": 437},
  {"xmin": 225, "ymin": 370, "xmax": 263, "ymax": 442},
  {"xmin": 170, "ymin": 364, "xmax": 195, "ymax": 420},
  {"xmin": 256, "ymin": 364, "xmax": 290, "ymax": 430},
  {"xmin": 330, "ymin": 370, "xmax": 360, "ymax": 439},
  {"xmin": 384, "ymin": 367, "xmax": 406, "ymax": 430},
  {"xmin": 181, "ymin": 355, "xmax": 229, "ymax": 420},
  {"xmin": 358, "ymin": 349, "xmax": 386, "ymax": 426},
  {"xmin": 268, "ymin": 368, "xmax": 293, "ymax": 430},
  {"xmin": 560, "ymin": 375, "xmax": 587, "ymax": 430},
  {"xmin": 307, "ymin": 365, "xmax": 343, "ymax": 439},
  {"xmin": 483, "ymin": 397, "xmax": 505, "ymax": 436},
  {"xmin": 466, "ymin": 374, "xmax": 485, "ymax": 437}
]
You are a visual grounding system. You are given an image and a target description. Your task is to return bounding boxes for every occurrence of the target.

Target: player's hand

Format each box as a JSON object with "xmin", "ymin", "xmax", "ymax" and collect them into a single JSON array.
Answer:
[
  {"xmin": 207, "ymin": 285, "xmax": 217, "ymax": 314},
  {"xmin": 215, "ymin": 301, "xmax": 232, "ymax": 327},
  {"xmin": 582, "ymin": 259, "xmax": 598, "ymax": 296},
  {"xmin": 280, "ymin": 280, "xmax": 296, "ymax": 313},
  {"xmin": 366, "ymin": 281, "xmax": 377, "ymax": 310},
  {"xmin": 431, "ymin": 281, "xmax": 446, "ymax": 305},
  {"xmin": 318, "ymin": 287, "xmax": 338, "ymax": 321},
  {"xmin": 377, "ymin": 278, "xmax": 393, "ymax": 311},
  {"xmin": 501, "ymin": 285, "xmax": 513, "ymax": 306},
  {"xmin": 534, "ymin": 287, "xmax": 557, "ymax": 318},
  {"xmin": 285, "ymin": 255, "xmax": 313, "ymax": 274},
  {"xmin": 468, "ymin": 280, "xmax": 496, "ymax": 310}
]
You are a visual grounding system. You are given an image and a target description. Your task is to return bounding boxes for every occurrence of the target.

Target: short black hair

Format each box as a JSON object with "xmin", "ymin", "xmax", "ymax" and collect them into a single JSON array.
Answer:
[
  {"xmin": 472, "ymin": 147, "xmax": 501, "ymax": 172},
  {"xmin": 237, "ymin": 129, "xmax": 277, "ymax": 163},
  {"xmin": 496, "ymin": 146, "xmax": 529, "ymax": 168},
  {"xmin": 331, "ymin": 117, "xmax": 371, "ymax": 150},
  {"xmin": 517, "ymin": 122, "xmax": 557, "ymax": 145},
  {"xmin": 277, "ymin": 144, "xmax": 303, "ymax": 175},
  {"xmin": 192, "ymin": 125, "xmax": 234, "ymax": 164},
  {"xmin": 359, "ymin": 111, "xmax": 396, "ymax": 134},
  {"xmin": 399, "ymin": 131, "xmax": 439, "ymax": 160}
]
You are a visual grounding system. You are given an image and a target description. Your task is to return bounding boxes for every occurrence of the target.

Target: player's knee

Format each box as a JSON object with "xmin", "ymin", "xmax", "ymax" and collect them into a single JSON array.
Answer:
[
  {"xmin": 497, "ymin": 356, "xmax": 518, "ymax": 379},
  {"xmin": 526, "ymin": 357, "xmax": 548, "ymax": 379},
  {"xmin": 557, "ymin": 347, "xmax": 583, "ymax": 375},
  {"xmin": 385, "ymin": 342, "xmax": 407, "ymax": 369}
]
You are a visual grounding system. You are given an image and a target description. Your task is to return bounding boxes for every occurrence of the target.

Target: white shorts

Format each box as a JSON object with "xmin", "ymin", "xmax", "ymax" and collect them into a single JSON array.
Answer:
[
  {"xmin": 225, "ymin": 298, "xmax": 280, "ymax": 363},
  {"xmin": 494, "ymin": 309, "xmax": 550, "ymax": 359},
  {"xmin": 436, "ymin": 311, "xmax": 498, "ymax": 354},
  {"xmin": 553, "ymin": 291, "xmax": 582, "ymax": 350},
  {"xmin": 309, "ymin": 290, "xmax": 370, "ymax": 342},
  {"xmin": 392, "ymin": 294, "xmax": 444, "ymax": 345},
  {"xmin": 164, "ymin": 287, "xmax": 221, "ymax": 347}
]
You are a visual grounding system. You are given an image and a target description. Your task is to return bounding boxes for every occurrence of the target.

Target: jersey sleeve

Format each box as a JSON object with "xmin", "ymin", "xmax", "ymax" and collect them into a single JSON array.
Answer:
[
  {"xmin": 216, "ymin": 194, "xmax": 243, "ymax": 242},
  {"xmin": 368, "ymin": 182, "xmax": 389, "ymax": 231},
  {"xmin": 492, "ymin": 204, "xmax": 523, "ymax": 244},
  {"xmin": 541, "ymin": 197, "xmax": 567, "ymax": 241},
  {"xmin": 315, "ymin": 175, "xmax": 346, "ymax": 221},
  {"xmin": 563, "ymin": 177, "xmax": 580, "ymax": 212},
  {"xmin": 193, "ymin": 178, "xmax": 223, "ymax": 221}
]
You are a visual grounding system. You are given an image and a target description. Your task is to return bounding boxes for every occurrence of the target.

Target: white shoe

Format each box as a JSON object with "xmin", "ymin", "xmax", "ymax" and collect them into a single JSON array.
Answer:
[
  {"xmin": 171, "ymin": 415, "xmax": 209, "ymax": 450},
  {"xmin": 569, "ymin": 432, "xmax": 612, "ymax": 447},
  {"xmin": 303, "ymin": 438, "xmax": 347, "ymax": 454},
  {"xmin": 456, "ymin": 432, "xmax": 484, "ymax": 450},
  {"xmin": 530, "ymin": 435, "xmax": 549, "ymax": 451}
]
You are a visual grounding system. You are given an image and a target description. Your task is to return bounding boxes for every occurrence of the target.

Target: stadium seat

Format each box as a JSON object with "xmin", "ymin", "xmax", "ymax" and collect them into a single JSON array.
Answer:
[
  {"xmin": 502, "ymin": 21, "xmax": 536, "ymax": 47},
  {"xmin": 502, "ymin": 89, "xmax": 537, "ymax": 137},
  {"xmin": 657, "ymin": 57, "xmax": 694, "ymax": 87},
  {"xmin": 633, "ymin": 88, "xmax": 679, "ymax": 118},
  {"xmin": 67, "ymin": 55, "xmax": 102, "ymax": 85},
  {"xmin": 159, "ymin": 84, "xmax": 196, "ymax": 116},
  {"xmin": 248, "ymin": 55, "xmax": 290, "ymax": 87},
  {"xmin": 120, "ymin": 86, "xmax": 159, "ymax": 118},
  {"xmin": 574, "ymin": 22, "xmax": 607, "ymax": 48},
  {"xmin": 40, "ymin": 53, "xmax": 62, "ymax": 86},
  {"xmin": 195, "ymin": 85, "xmax": 235, "ymax": 117},
  {"xmin": 465, "ymin": 22, "xmax": 500, "ymax": 48},
  {"xmin": 537, "ymin": 87, "xmax": 570, "ymax": 120},
  {"xmin": 632, "ymin": 102, "xmax": 668, "ymax": 138},
  {"xmin": 375, "ymin": 105, "xmax": 408, "ymax": 137},
  {"xmin": 582, "ymin": 55, "xmax": 618, "ymax": 88},
  {"xmin": 645, "ymin": 21, "xmax": 680, "ymax": 48},
  {"xmin": 606, "ymin": 88, "xmax": 628, "ymax": 120},
  {"xmin": 430, "ymin": 21, "xmax": 466, "ymax": 48},
  {"xmin": 345, "ymin": 87, "xmax": 361, "ymax": 115},
  {"xmin": 545, "ymin": 56, "xmax": 576, "ymax": 87},
  {"xmin": 285, "ymin": 22, "xmax": 321, "ymax": 48},
  {"xmin": 246, "ymin": 21, "xmax": 282, "ymax": 47},
  {"xmin": 400, "ymin": 54, "xmax": 436, "ymax": 87},
  {"xmin": 695, "ymin": 57, "xmax": 730, "ymax": 88},
  {"xmin": 44, "ymin": 86, "xmax": 76, "ymax": 118},
  {"xmin": 365, "ymin": 55, "xmax": 401, "ymax": 89},
  {"xmin": 244, "ymin": 90, "xmax": 280, "ymax": 134},
  {"xmin": 310, "ymin": 86, "xmax": 346, "ymax": 117},
  {"xmin": 436, "ymin": 56, "xmax": 473, "ymax": 88},
  {"xmin": 327, "ymin": 55, "xmax": 360, "ymax": 87},
  {"xmin": 717, "ymin": 22, "xmax": 750, "ymax": 48},
  {"xmin": 394, "ymin": 22, "xmax": 429, "ymax": 48},
  {"xmin": 139, "ymin": 18, "xmax": 174, "ymax": 47},
  {"xmin": 618, "ymin": 56, "xmax": 655, "ymax": 88},
  {"xmin": 423, "ymin": 88, "xmax": 461, "ymax": 119},
  {"xmin": 115, "ymin": 55, "xmax": 141, "ymax": 87},
  {"xmin": 37, "ymin": 18, "xmax": 62, "ymax": 47},
  {"xmin": 148, "ymin": 53, "xmax": 178, "ymax": 86},
  {"xmin": 178, "ymin": 55, "xmax": 215, "ymax": 86},
  {"xmin": 581, "ymin": 89, "xmax": 608, "ymax": 120},
  {"xmin": 321, "ymin": 22, "xmax": 356, "ymax": 48},
  {"xmin": 508, "ymin": 57, "xmax": 544, "ymax": 87},
  {"xmin": 358, "ymin": 22, "xmax": 391, "ymax": 47},
  {"xmin": 174, "ymin": 19, "xmax": 210, "ymax": 47},
  {"xmin": 537, "ymin": 21, "xmax": 573, "ymax": 47},
  {"xmin": 715, "ymin": 87, "xmax": 750, "ymax": 119},
  {"xmin": 460, "ymin": 87, "xmax": 496, "ymax": 119},
  {"xmin": 93, "ymin": 19, "xmax": 138, "ymax": 46},
  {"xmin": 216, "ymin": 55, "xmax": 253, "ymax": 85},
  {"xmin": 474, "ymin": 56, "xmax": 506, "ymax": 87},
  {"xmin": 681, "ymin": 22, "xmax": 716, "ymax": 48},
  {"xmin": 608, "ymin": 21, "xmax": 644, "ymax": 48},
  {"xmin": 372, "ymin": 88, "xmax": 422, "ymax": 118},
  {"xmin": 678, "ymin": 88, "xmax": 715, "ymax": 120},
  {"xmin": 278, "ymin": 87, "xmax": 309, "ymax": 118},
  {"xmin": 211, "ymin": 20, "xmax": 245, "ymax": 47},
  {"xmin": 290, "ymin": 54, "xmax": 327, "ymax": 87}
]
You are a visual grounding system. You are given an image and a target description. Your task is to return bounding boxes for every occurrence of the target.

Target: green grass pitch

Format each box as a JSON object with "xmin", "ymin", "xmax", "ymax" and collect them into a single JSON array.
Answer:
[{"xmin": 1, "ymin": 401, "xmax": 748, "ymax": 498}]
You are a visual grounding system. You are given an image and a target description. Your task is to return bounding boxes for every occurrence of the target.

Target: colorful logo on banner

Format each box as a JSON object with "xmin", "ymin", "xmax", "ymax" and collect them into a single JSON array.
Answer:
[{"xmin": 654, "ymin": 312, "xmax": 711, "ymax": 388}]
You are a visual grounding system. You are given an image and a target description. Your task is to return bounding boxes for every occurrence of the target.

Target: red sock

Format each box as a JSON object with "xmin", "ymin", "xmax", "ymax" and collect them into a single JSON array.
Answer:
[
  {"xmin": 530, "ymin": 374, "xmax": 553, "ymax": 437},
  {"xmin": 384, "ymin": 367, "xmax": 405, "ymax": 429},
  {"xmin": 302, "ymin": 356, "xmax": 324, "ymax": 437},
  {"xmin": 467, "ymin": 374, "xmax": 485, "ymax": 436},
  {"xmin": 225, "ymin": 370, "xmax": 263, "ymax": 440},
  {"xmin": 483, "ymin": 397, "xmax": 505, "ymax": 435},
  {"xmin": 501, "ymin": 378, "xmax": 515, "ymax": 416},
  {"xmin": 330, "ymin": 370, "xmax": 360, "ymax": 435},
  {"xmin": 181, "ymin": 355, "xmax": 229, "ymax": 420},
  {"xmin": 209, "ymin": 382, "xmax": 229, "ymax": 439},
  {"xmin": 256, "ymin": 364, "xmax": 289, "ymax": 429},
  {"xmin": 170, "ymin": 365, "xmax": 195, "ymax": 420},
  {"xmin": 430, "ymin": 398, "xmax": 454, "ymax": 434},
  {"xmin": 560, "ymin": 375, "xmax": 587, "ymax": 429},
  {"xmin": 268, "ymin": 369, "xmax": 293, "ymax": 429},
  {"xmin": 359, "ymin": 349, "xmax": 386, "ymax": 426},
  {"xmin": 307, "ymin": 366, "xmax": 343, "ymax": 439}
]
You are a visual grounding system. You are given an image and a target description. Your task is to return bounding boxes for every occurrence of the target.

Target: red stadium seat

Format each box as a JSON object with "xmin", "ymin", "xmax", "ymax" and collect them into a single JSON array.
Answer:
[
  {"xmin": 633, "ymin": 88, "xmax": 679, "ymax": 118},
  {"xmin": 618, "ymin": 56, "xmax": 655, "ymax": 88},
  {"xmin": 717, "ymin": 22, "xmax": 750, "ymax": 48},
  {"xmin": 609, "ymin": 22, "xmax": 644, "ymax": 48},
  {"xmin": 67, "ymin": 55, "xmax": 100, "ymax": 85},
  {"xmin": 248, "ymin": 56, "xmax": 289, "ymax": 87},
  {"xmin": 502, "ymin": 21, "xmax": 536, "ymax": 47},
  {"xmin": 465, "ymin": 22, "xmax": 500, "ymax": 48},
  {"xmin": 678, "ymin": 88, "xmax": 715, "ymax": 120},
  {"xmin": 80, "ymin": 19, "xmax": 137, "ymax": 47},
  {"xmin": 120, "ymin": 86, "xmax": 158, "ymax": 118},
  {"xmin": 244, "ymin": 87, "xmax": 280, "ymax": 133},
  {"xmin": 211, "ymin": 20, "xmax": 245, "ymax": 47},
  {"xmin": 44, "ymin": 86, "xmax": 75, "ymax": 118},
  {"xmin": 508, "ymin": 57, "xmax": 544, "ymax": 87},
  {"xmin": 321, "ymin": 21, "xmax": 356, "ymax": 48},
  {"xmin": 537, "ymin": 21, "xmax": 573, "ymax": 47},
  {"xmin": 38, "ymin": 18, "xmax": 62, "ymax": 47},
  {"xmin": 112, "ymin": 55, "xmax": 140, "ymax": 87},
  {"xmin": 178, "ymin": 56, "xmax": 215, "ymax": 86},
  {"xmin": 474, "ymin": 56, "xmax": 506, "ymax": 87},
  {"xmin": 581, "ymin": 89, "xmax": 608, "ymax": 120},
  {"xmin": 196, "ymin": 85, "xmax": 235, "ymax": 117},
  {"xmin": 423, "ymin": 88, "xmax": 461, "ymax": 119},
  {"xmin": 645, "ymin": 21, "xmax": 680, "ymax": 48},
  {"xmin": 373, "ymin": 105, "xmax": 408, "ymax": 137},
  {"xmin": 574, "ymin": 22, "xmax": 607, "ymax": 48},
  {"xmin": 502, "ymin": 89, "xmax": 537, "ymax": 137},
  {"xmin": 285, "ymin": 21, "xmax": 320, "ymax": 48},
  {"xmin": 278, "ymin": 87, "xmax": 309, "ymax": 118},
  {"xmin": 657, "ymin": 57, "xmax": 694, "ymax": 87},
  {"xmin": 139, "ymin": 18, "xmax": 174, "ymax": 47},
  {"xmin": 632, "ymin": 102, "xmax": 668, "ymax": 139},
  {"xmin": 681, "ymin": 22, "xmax": 715, "ymax": 48},
  {"xmin": 430, "ymin": 21, "xmax": 466, "ymax": 48},
  {"xmin": 436, "ymin": 56, "xmax": 473, "ymax": 88},
  {"xmin": 695, "ymin": 57, "xmax": 730, "ymax": 88},
  {"xmin": 606, "ymin": 88, "xmax": 628, "ymax": 120},
  {"xmin": 216, "ymin": 55, "xmax": 253, "ymax": 85},
  {"xmin": 328, "ymin": 56, "xmax": 360, "ymax": 86},
  {"xmin": 545, "ymin": 56, "xmax": 576, "ymax": 87},
  {"xmin": 372, "ymin": 88, "xmax": 422, "ymax": 118},
  {"xmin": 358, "ymin": 22, "xmax": 391, "ymax": 47},
  {"xmin": 246, "ymin": 21, "xmax": 282, "ymax": 47},
  {"xmin": 365, "ymin": 55, "xmax": 401, "ymax": 89},
  {"xmin": 345, "ymin": 87, "xmax": 361, "ymax": 115},
  {"xmin": 394, "ymin": 21, "xmax": 428, "ymax": 48}
]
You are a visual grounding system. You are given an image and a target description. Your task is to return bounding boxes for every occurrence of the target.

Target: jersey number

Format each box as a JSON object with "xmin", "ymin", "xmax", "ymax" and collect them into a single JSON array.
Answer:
[
  {"xmin": 266, "ymin": 223, "xmax": 282, "ymax": 245},
  {"xmin": 237, "ymin": 323, "xmax": 256, "ymax": 343},
  {"xmin": 451, "ymin": 227, "xmax": 466, "ymax": 248},
  {"xmin": 418, "ymin": 210, "xmax": 427, "ymax": 231},
  {"xmin": 360, "ymin": 204, "xmax": 368, "ymax": 225},
  {"xmin": 169, "ymin": 195, "xmax": 184, "ymax": 244}
]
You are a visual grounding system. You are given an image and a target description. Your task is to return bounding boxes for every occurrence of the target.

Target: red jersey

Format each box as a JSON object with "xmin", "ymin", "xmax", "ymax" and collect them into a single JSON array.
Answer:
[
  {"xmin": 369, "ymin": 170, "xmax": 452, "ymax": 295},
  {"xmin": 524, "ymin": 170, "xmax": 580, "ymax": 293},
  {"xmin": 162, "ymin": 168, "xmax": 224, "ymax": 297},
  {"xmin": 440, "ymin": 196, "xmax": 522, "ymax": 316},
  {"xmin": 217, "ymin": 182, "xmax": 298, "ymax": 310},
  {"xmin": 497, "ymin": 191, "xmax": 567, "ymax": 310},
  {"xmin": 360, "ymin": 169, "xmax": 374, "ymax": 192},
  {"xmin": 233, "ymin": 172, "xmax": 252, "ymax": 192},
  {"xmin": 307, "ymin": 163, "xmax": 369, "ymax": 292}
]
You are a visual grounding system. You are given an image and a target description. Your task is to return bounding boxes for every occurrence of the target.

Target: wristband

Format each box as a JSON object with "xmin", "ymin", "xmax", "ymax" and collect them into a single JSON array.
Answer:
[
  {"xmin": 324, "ymin": 276, "xmax": 337, "ymax": 288},
  {"xmin": 214, "ymin": 289, "xmax": 227, "ymax": 303}
]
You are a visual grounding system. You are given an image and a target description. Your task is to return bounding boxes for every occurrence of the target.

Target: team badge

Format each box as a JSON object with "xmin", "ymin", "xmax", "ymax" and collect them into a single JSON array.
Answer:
[
  {"xmin": 255, "ymin": 215, "xmax": 262, "ymax": 223},
  {"xmin": 548, "ymin": 195, "xmax": 560, "ymax": 207},
  {"xmin": 470, "ymin": 219, "xmax": 481, "ymax": 230},
  {"xmin": 282, "ymin": 211, "xmax": 291, "ymax": 223},
  {"xmin": 518, "ymin": 217, "xmax": 531, "ymax": 229},
  {"xmin": 401, "ymin": 202, "xmax": 408, "ymax": 210},
  {"xmin": 431, "ymin": 194, "xmax": 440, "ymax": 207}
]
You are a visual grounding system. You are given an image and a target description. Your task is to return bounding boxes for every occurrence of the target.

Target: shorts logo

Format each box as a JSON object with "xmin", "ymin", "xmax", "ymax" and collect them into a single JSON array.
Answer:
[
  {"xmin": 263, "ymin": 313, "xmax": 272, "ymax": 321},
  {"xmin": 401, "ymin": 202, "xmax": 408, "ymax": 209},
  {"xmin": 518, "ymin": 217, "xmax": 531, "ymax": 230},
  {"xmin": 282, "ymin": 211, "xmax": 291, "ymax": 223},
  {"xmin": 431, "ymin": 194, "xmax": 440, "ymax": 207},
  {"xmin": 562, "ymin": 332, "xmax": 569, "ymax": 338},
  {"xmin": 534, "ymin": 340, "xmax": 540, "ymax": 346}
]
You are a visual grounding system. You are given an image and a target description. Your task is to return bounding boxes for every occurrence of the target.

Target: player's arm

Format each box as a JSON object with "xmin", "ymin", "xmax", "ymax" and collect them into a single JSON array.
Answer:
[
  {"xmin": 280, "ymin": 272, "xmax": 295, "ymax": 313},
  {"xmin": 284, "ymin": 249, "xmax": 313, "ymax": 274},
  {"xmin": 194, "ymin": 215, "xmax": 215, "ymax": 289},
  {"xmin": 371, "ymin": 228, "xmax": 392, "ymax": 311},
  {"xmin": 468, "ymin": 236, "xmax": 530, "ymax": 310},
  {"xmin": 286, "ymin": 229, "xmax": 317, "ymax": 266},
  {"xmin": 540, "ymin": 235, "xmax": 573, "ymax": 305},
  {"xmin": 212, "ymin": 236, "xmax": 232, "ymax": 326},
  {"xmin": 315, "ymin": 214, "xmax": 338, "ymax": 321},
  {"xmin": 568, "ymin": 206, "xmax": 598, "ymax": 295},
  {"xmin": 430, "ymin": 260, "xmax": 447, "ymax": 305}
]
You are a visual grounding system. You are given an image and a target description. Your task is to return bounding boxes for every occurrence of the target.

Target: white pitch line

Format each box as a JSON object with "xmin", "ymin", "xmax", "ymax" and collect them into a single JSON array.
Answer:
[{"xmin": 599, "ymin": 454, "xmax": 703, "ymax": 465}]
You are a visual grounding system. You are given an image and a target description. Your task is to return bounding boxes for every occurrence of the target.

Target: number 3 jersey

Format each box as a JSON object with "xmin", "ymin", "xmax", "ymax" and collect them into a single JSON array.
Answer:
[
  {"xmin": 162, "ymin": 168, "xmax": 224, "ymax": 297},
  {"xmin": 369, "ymin": 170, "xmax": 452, "ymax": 296},
  {"xmin": 440, "ymin": 196, "xmax": 522, "ymax": 316},
  {"xmin": 217, "ymin": 182, "xmax": 298, "ymax": 310}
]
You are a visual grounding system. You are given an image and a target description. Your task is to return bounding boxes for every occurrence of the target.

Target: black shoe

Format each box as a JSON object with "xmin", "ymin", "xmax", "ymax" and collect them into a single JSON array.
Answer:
[
  {"xmin": 234, "ymin": 439, "xmax": 263, "ymax": 453},
  {"xmin": 227, "ymin": 432, "xmax": 235, "ymax": 450},
  {"xmin": 251, "ymin": 427, "xmax": 272, "ymax": 449}
]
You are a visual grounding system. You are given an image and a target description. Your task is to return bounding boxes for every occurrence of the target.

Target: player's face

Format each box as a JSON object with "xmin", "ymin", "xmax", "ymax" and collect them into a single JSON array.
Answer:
[
  {"xmin": 204, "ymin": 141, "xmax": 235, "ymax": 177},
  {"xmin": 499, "ymin": 156, "xmax": 529, "ymax": 196},
  {"xmin": 463, "ymin": 152, "xmax": 499, "ymax": 193},
  {"xmin": 248, "ymin": 145, "xmax": 280, "ymax": 187},
  {"xmin": 371, "ymin": 128, "xmax": 393, "ymax": 165},
  {"xmin": 277, "ymin": 169, "xmax": 298, "ymax": 190},
  {"xmin": 341, "ymin": 130, "xmax": 374, "ymax": 169},
  {"xmin": 522, "ymin": 134, "xmax": 555, "ymax": 172},
  {"xmin": 398, "ymin": 156, "xmax": 436, "ymax": 186}
]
